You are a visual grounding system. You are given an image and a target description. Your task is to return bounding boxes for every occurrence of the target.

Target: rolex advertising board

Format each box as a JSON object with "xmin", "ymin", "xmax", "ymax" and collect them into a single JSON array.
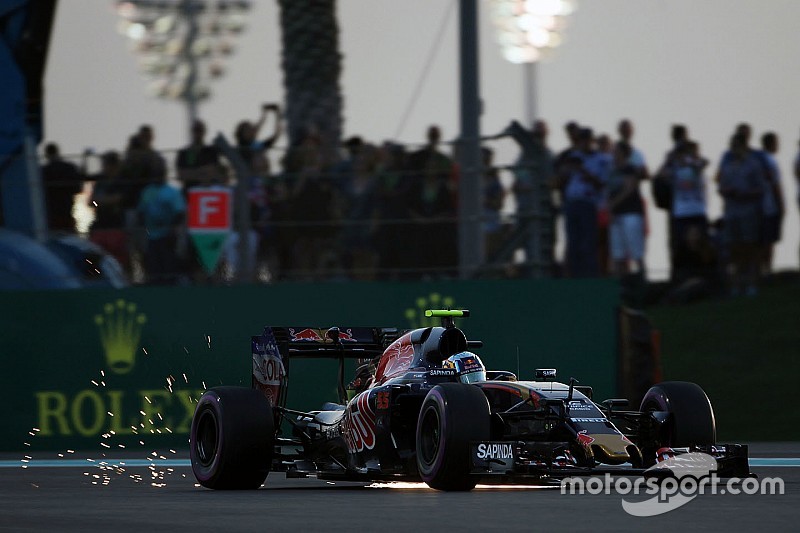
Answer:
[{"xmin": 0, "ymin": 279, "xmax": 618, "ymax": 452}]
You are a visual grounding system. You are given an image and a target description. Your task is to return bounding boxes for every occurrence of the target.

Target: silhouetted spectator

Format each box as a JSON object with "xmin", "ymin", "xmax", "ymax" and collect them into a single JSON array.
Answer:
[
  {"xmin": 795, "ymin": 134, "xmax": 800, "ymax": 266},
  {"xmin": 374, "ymin": 141, "xmax": 411, "ymax": 279},
  {"xmin": 333, "ymin": 135, "xmax": 364, "ymax": 192},
  {"xmin": 617, "ymin": 119, "xmax": 649, "ymax": 180},
  {"xmin": 553, "ymin": 121, "xmax": 581, "ymax": 175},
  {"xmin": 124, "ymin": 125, "xmax": 167, "ymax": 205},
  {"xmin": 607, "ymin": 142, "xmax": 646, "ymax": 276},
  {"xmin": 758, "ymin": 132, "xmax": 784, "ymax": 274},
  {"xmin": 655, "ymin": 140, "xmax": 709, "ymax": 282},
  {"xmin": 341, "ymin": 143, "xmax": 380, "ymax": 280},
  {"xmin": 595, "ymin": 133, "xmax": 614, "ymax": 275},
  {"xmin": 482, "ymin": 147, "xmax": 506, "ymax": 259},
  {"xmin": 652, "ymin": 124, "xmax": 692, "ymax": 280},
  {"xmin": 407, "ymin": 126, "xmax": 457, "ymax": 278},
  {"xmin": 554, "ymin": 127, "xmax": 605, "ymax": 277},
  {"xmin": 280, "ymin": 125, "xmax": 338, "ymax": 280},
  {"xmin": 653, "ymin": 124, "xmax": 690, "ymax": 212},
  {"xmin": 507, "ymin": 119, "xmax": 555, "ymax": 276},
  {"xmin": 176, "ymin": 119, "xmax": 224, "ymax": 193},
  {"xmin": 137, "ymin": 170, "xmax": 186, "ymax": 285},
  {"xmin": 88, "ymin": 151, "xmax": 129, "ymax": 272},
  {"xmin": 229, "ymin": 104, "xmax": 283, "ymax": 278},
  {"xmin": 175, "ymin": 120, "xmax": 225, "ymax": 281},
  {"xmin": 41, "ymin": 143, "xmax": 84, "ymax": 232},
  {"xmin": 235, "ymin": 104, "xmax": 282, "ymax": 178},
  {"xmin": 717, "ymin": 132, "xmax": 765, "ymax": 296},
  {"xmin": 119, "ymin": 126, "xmax": 168, "ymax": 280}
]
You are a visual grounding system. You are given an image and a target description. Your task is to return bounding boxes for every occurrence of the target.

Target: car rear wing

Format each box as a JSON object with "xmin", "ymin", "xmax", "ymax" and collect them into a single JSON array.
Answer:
[
  {"xmin": 252, "ymin": 326, "xmax": 401, "ymax": 407},
  {"xmin": 254, "ymin": 326, "xmax": 399, "ymax": 359}
]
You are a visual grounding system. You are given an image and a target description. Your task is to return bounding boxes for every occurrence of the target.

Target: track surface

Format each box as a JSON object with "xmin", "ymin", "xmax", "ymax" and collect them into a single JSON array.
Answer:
[{"xmin": 1, "ymin": 443, "xmax": 797, "ymax": 532}]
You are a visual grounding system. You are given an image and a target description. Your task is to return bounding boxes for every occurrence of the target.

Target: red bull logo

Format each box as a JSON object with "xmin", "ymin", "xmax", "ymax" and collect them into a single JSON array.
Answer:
[
  {"xmin": 289, "ymin": 328, "xmax": 324, "ymax": 342},
  {"xmin": 337, "ymin": 329, "xmax": 358, "ymax": 342},
  {"xmin": 376, "ymin": 334, "xmax": 415, "ymax": 383},
  {"xmin": 577, "ymin": 430, "xmax": 595, "ymax": 450}
]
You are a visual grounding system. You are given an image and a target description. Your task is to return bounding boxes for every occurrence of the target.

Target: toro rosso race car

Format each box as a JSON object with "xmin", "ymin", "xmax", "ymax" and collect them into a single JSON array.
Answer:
[{"xmin": 190, "ymin": 310, "xmax": 750, "ymax": 491}]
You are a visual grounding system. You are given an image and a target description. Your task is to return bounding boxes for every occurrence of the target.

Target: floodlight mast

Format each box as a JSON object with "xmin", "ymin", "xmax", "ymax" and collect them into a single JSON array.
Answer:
[{"xmin": 115, "ymin": 0, "xmax": 253, "ymax": 139}]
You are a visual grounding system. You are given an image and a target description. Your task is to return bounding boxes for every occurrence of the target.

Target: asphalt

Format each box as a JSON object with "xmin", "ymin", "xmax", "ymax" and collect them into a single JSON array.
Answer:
[{"xmin": 0, "ymin": 442, "xmax": 797, "ymax": 532}]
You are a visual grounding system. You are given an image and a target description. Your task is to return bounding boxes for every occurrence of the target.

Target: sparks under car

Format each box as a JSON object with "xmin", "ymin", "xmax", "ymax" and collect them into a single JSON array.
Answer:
[{"xmin": 189, "ymin": 310, "xmax": 750, "ymax": 491}]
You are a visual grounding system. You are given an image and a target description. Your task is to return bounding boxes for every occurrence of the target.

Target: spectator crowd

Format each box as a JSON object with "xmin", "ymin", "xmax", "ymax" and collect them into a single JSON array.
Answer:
[{"xmin": 37, "ymin": 109, "xmax": 800, "ymax": 298}]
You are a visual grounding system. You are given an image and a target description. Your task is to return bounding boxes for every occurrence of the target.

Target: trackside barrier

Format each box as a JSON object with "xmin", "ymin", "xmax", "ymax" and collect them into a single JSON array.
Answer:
[{"xmin": 0, "ymin": 279, "xmax": 619, "ymax": 451}]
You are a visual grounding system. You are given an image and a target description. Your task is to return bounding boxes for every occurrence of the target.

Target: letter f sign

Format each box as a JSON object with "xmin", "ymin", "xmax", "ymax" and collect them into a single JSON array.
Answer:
[
  {"xmin": 188, "ymin": 189, "xmax": 231, "ymax": 232},
  {"xmin": 199, "ymin": 196, "xmax": 220, "ymax": 225}
]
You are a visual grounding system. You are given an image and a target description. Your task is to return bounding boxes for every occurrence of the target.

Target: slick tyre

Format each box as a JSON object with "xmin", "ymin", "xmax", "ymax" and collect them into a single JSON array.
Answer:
[
  {"xmin": 640, "ymin": 381, "xmax": 716, "ymax": 447},
  {"xmin": 190, "ymin": 387, "xmax": 274, "ymax": 489},
  {"xmin": 416, "ymin": 383, "xmax": 491, "ymax": 491}
]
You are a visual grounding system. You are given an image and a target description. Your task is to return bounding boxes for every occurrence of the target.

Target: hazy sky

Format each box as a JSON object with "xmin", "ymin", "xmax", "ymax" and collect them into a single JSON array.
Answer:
[{"xmin": 45, "ymin": 0, "xmax": 800, "ymax": 278}]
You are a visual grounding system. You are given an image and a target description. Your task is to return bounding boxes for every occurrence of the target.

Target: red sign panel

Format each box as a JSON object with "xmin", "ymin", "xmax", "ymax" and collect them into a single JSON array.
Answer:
[{"xmin": 187, "ymin": 188, "xmax": 231, "ymax": 233}]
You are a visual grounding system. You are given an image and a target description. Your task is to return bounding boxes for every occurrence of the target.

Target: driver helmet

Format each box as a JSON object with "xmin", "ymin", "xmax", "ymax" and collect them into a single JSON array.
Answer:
[{"xmin": 443, "ymin": 352, "xmax": 486, "ymax": 384}]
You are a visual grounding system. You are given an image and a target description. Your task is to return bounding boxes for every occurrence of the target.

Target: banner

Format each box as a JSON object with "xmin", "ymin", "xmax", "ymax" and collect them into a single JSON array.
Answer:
[{"xmin": 0, "ymin": 279, "xmax": 619, "ymax": 451}]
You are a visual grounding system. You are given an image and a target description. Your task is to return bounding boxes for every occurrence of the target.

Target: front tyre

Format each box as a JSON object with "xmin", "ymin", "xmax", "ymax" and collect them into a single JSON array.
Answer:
[
  {"xmin": 640, "ymin": 381, "xmax": 716, "ymax": 447},
  {"xmin": 416, "ymin": 383, "xmax": 490, "ymax": 491},
  {"xmin": 190, "ymin": 386, "xmax": 275, "ymax": 489}
]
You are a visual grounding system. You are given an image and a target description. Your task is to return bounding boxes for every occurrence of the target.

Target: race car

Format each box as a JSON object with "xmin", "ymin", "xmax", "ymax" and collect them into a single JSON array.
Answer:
[{"xmin": 189, "ymin": 310, "xmax": 750, "ymax": 491}]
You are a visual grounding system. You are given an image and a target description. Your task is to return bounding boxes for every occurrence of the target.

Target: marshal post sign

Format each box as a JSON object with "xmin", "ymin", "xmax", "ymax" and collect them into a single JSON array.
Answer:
[{"xmin": 187, "ymin": 187, "xmax": 232, "ymax": 274}]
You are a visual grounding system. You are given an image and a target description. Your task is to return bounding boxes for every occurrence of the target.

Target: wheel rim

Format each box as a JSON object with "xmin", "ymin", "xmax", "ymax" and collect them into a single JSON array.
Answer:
[
  {"xmin": 419, "ymin": 405, "xmax": 441, "ymax": 467},
  {"xmin": 195, "ymin": 409, "xmax": 219, "ymax": 467},
  {"xmin": 643, "ymin": 400, "xmax": 674, "ymax": 447}
]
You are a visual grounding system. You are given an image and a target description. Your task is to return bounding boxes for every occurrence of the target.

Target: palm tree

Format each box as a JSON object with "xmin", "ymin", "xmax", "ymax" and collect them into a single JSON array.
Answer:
[{"xmin": 278, "ymin": 0, "xmax": 343, "ymax": 165}]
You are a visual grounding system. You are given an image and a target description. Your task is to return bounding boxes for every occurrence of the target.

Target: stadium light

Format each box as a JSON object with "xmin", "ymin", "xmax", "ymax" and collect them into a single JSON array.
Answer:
[
  {"xmin": 115, "ymin": 0, "xmax": 252, "ymax": 133},
  {"xmin": 490, "ymin": 0, "xmax": 576, "ymax": 124},
  {"xmin": 491, "ymin": 0, "xmax": 576, "ymax": 64}
]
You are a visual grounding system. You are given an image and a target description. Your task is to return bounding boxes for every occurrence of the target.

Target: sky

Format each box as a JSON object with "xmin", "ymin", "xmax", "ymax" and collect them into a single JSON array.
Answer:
[{"xmin": 45, "ymin": 0, "xmax": 800, "ymax": 278}]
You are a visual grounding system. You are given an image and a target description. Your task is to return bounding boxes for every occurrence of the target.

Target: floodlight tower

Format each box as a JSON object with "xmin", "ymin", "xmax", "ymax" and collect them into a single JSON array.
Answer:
[
  {"xmin": 490, "ymin": 0, "xmax": 576, "ymax": 124},
  {"xmin": 115, "ymin": 0, "xmax": 252, "ymax": 134}
]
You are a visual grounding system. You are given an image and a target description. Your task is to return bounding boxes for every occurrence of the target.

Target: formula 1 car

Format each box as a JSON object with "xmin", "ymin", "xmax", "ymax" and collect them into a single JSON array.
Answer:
[{"xmin": 189, "ymin": 310, "xmax": 750, "ymax": 491}]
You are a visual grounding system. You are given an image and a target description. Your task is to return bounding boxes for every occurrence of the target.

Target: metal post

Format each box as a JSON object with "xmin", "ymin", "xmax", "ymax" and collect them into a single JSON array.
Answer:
[
  {"xmin": 457, "ymin": 0, "xmax": 483, "ymax": 279},
  {"xmin": 524, "ymin": 61, "xmax": 538, "ymax": 127},
  {"xmin": 183, "ymin": 0, "xmax": 200, "ymax": 135},
  {"xmin": 213, "ymin": 133, "xmax": 253, "ymax": 283}
]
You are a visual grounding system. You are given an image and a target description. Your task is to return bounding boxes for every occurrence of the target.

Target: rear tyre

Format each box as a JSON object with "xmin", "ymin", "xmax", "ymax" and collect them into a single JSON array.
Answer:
[
  {"xmin": 190, "ymin": 386, "xmax": 275, "ymax": 489},
  {"xmin": 416, "ymin": 383, "xmax": 490, "ymax": 491},
  {"xmin": 640, "ymin": 381, "xmax": 716, "ymax": 447}
]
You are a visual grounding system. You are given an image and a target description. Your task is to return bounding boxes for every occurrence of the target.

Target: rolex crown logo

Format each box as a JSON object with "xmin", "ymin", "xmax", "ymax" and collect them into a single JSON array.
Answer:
[
  {"xmin": 94, "ymin": 299, "xmax": 147, "ymax": 375},
  {"xmin": 405, "ymin": 293, "xmax": 455, "ymax": 329}
]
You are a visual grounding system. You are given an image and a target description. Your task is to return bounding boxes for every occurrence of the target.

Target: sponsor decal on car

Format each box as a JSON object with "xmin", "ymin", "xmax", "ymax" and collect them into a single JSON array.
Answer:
[
  {"xmin": 336, "ymin": 328, "xmax": 358, "ymax": 342},
  {"xmin": 341, "ymin": 390, "xmax": 377, "ymax": 453},
  {"xmin": 428, "ymin": 369, "xmax": 456, "ymax": 377},
  {"xmin": 577, "ymin": 430, "xmax": 595, "ymax": 449},
  {"xmin": 476, "ymin": 443, "xmax": 514, "ymax": 460},
  {"xmin": 571, "ymin": 417, "xmax": 607, "ymax": 423},
  {"xmin": 375, "ymin": 391, "xmax": 390, "ymax": 411},
  {"xmin": 252, "ymin": 329, "xmax": 285, "ymax": 405},
  {"xmin": 289, "ymin": 328, "xmax": 324, "ymax": 342},
  {"xmin": 376, "ymin": 335, "xmax": 415, "ymax": 382}
]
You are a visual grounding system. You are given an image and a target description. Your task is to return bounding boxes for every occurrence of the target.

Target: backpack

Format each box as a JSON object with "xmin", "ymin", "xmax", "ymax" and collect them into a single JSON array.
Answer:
[{"xmin": 652, "ymin": 176, "xmax": 673, "ymax": 210}]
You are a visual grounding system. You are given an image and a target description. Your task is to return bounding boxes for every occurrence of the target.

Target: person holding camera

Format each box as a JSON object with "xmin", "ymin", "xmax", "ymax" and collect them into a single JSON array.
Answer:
[{"xmin": 225, "ymin": 104, "xmax": 283, "ymax": 278}]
